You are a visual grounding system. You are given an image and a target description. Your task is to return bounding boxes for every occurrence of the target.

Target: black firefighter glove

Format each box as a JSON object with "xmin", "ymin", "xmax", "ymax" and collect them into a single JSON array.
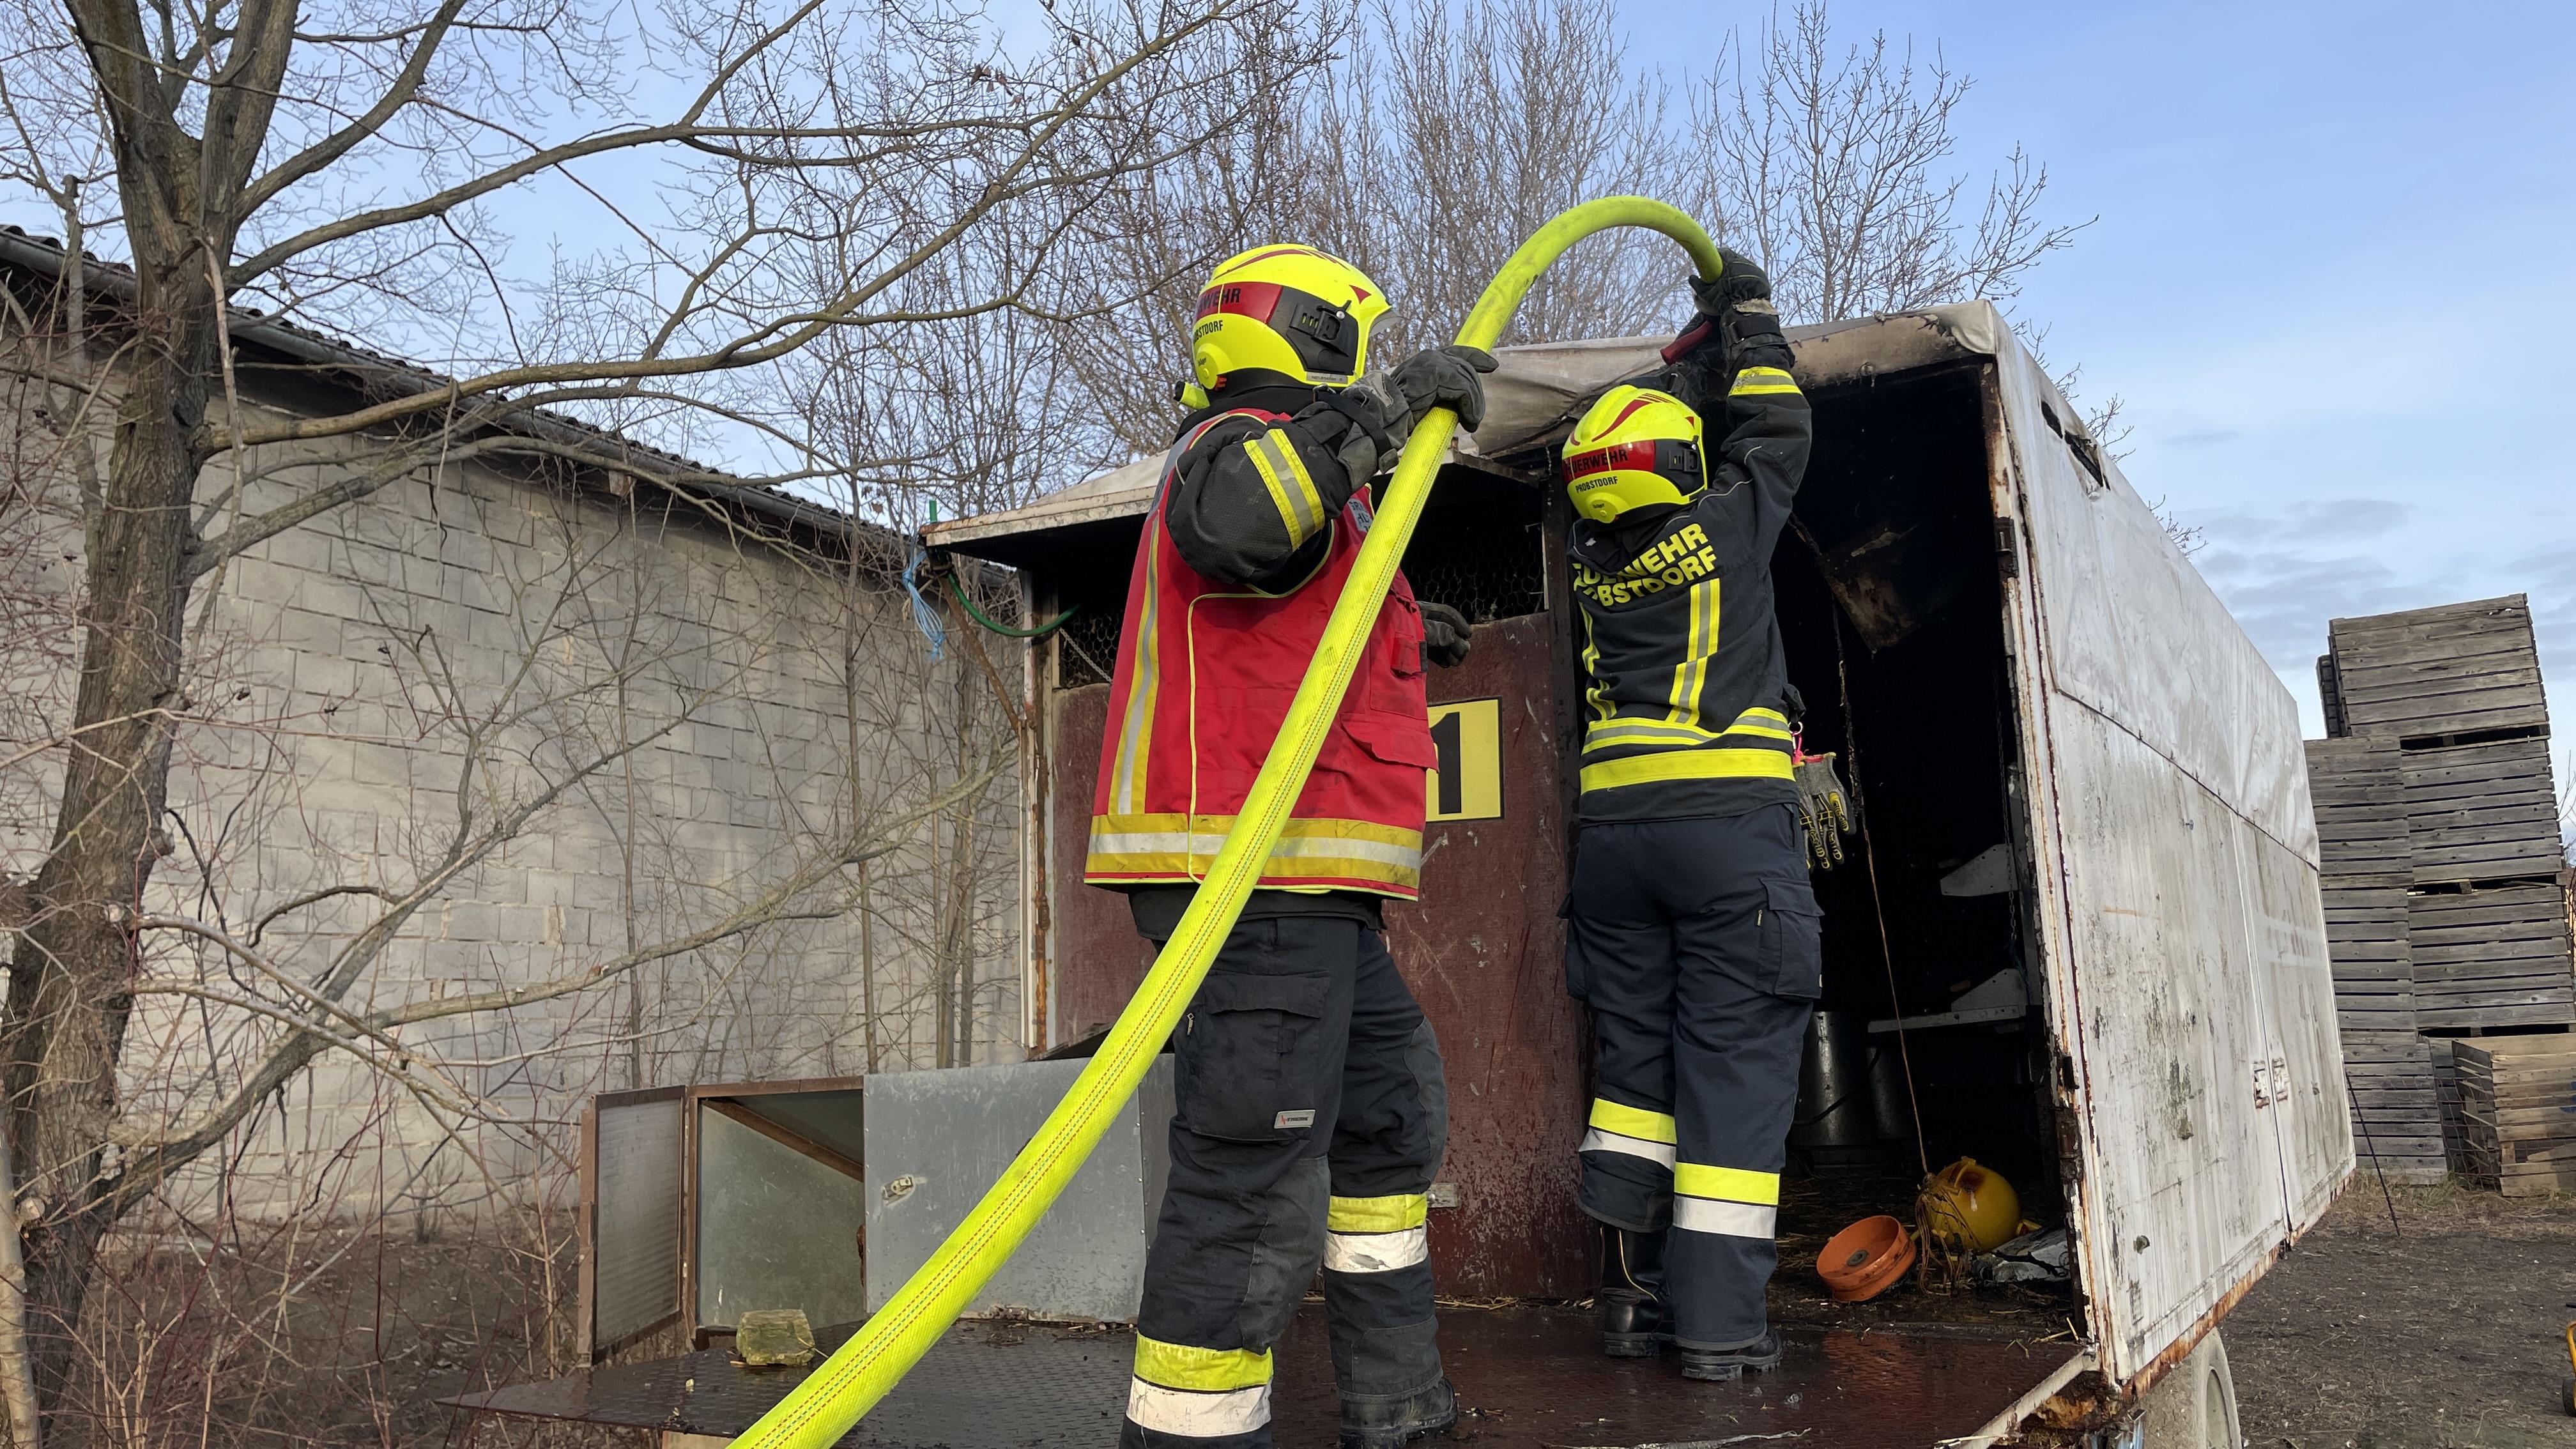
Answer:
[
  {"xmin": 1666, "ymin": 247, "xmax": 1788, "ymax": 371},
  {"xmin": 1390, "ymin": 345, "xmax": 1498, "ymax": 434},
  {"xmin": 1418, "ymin": 600, "xmax": 1473, "ymax": 668},
  {"xmin": 1692, "ymin": 247, "xmax": 1788, "ymax": 369}
]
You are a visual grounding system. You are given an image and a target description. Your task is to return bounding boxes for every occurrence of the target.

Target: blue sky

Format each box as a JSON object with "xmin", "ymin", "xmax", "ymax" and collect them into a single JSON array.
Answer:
[
  {"xmin": 14, "ymin": 0, "xmax": 2564, "ymax": 804},
  {"xmin": 1622, "ymin": 0, "xmax": 2574, "ymax": 790}
]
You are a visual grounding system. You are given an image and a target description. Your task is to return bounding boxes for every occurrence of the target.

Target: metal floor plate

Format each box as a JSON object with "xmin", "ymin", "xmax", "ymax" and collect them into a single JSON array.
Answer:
[{"xmin": 447, "ymin": 1303, "xmax": 2078, "ymax": 1447}]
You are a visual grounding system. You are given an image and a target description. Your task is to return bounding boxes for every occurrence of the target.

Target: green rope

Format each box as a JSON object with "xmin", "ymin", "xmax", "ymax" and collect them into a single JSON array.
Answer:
[{"xmin": 947, "ymin": 573, "xmax": 1078, "ymax": 638}]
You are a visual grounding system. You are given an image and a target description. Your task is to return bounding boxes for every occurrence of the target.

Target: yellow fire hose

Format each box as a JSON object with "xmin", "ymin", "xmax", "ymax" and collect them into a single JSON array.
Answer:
[{"xmin": 731, "ymin": 197, "xmax": 1725, "ymax": 1449}]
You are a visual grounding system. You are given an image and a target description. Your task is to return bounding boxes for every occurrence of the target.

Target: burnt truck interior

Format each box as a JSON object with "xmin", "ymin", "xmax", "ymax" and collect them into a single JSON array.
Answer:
[
  {"xmin": 1049, "ymin": 357, "xmax": 2062, "ymax": 1208},
  {"xmin": 985, "ymin": 344, "xmax": 2088, "ymax": 1437},
  {"xmin": 1491, "ymin": 355, "xmax": 2068, "ymax": 1268},
  {"xmin": 446, "ymin": 333, "xmax": 2108, "ymax": 1448}
]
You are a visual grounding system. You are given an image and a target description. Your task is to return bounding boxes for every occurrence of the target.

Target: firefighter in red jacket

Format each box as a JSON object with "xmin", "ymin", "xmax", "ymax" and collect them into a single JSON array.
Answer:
[{"xmin": 1089, "ymin": 245, "xmax": 1492, "ymax": 1449}]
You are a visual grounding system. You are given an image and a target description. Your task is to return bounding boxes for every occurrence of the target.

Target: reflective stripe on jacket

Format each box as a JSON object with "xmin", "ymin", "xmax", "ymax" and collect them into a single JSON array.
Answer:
[{"xmin": 1086, "ymin": 411, "xmax": 1434, "ymax": 896}]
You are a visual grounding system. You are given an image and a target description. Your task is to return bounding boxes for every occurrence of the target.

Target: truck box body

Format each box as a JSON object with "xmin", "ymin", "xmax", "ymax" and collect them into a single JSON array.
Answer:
[
  {"xmin": 929, "ymin": 300, "xmax": 2350, "ymax": 1419},
  {"xmin": 456, "ymin": 303, "xmax": 2345, "ymax": 1446}
]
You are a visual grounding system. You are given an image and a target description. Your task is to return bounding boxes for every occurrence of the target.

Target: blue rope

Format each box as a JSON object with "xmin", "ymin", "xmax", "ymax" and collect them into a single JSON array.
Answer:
[{"xmin": 903, "ymin": 544, "xmax": 946, "ymax": 661}]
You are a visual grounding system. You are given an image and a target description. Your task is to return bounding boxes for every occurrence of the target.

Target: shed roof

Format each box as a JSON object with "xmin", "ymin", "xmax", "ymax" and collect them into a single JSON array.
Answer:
[
  {"xmin": 0, "ymin": 226, "xmax": 894, "ymax": 552},
  {"xmin": 924, "ymin": 302, "xmax": 2005, "ymax": 564}
]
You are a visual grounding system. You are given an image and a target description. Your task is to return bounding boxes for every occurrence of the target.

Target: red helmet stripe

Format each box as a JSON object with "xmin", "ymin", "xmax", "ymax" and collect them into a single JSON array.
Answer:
[
  {"xmin": 1602, "ymin": 396, "xmax": 1661, "ymax": 434},
  {"xmin": 1226, "ymin": 246, "xmax": 1328, "ymax": 270},
  {"xmin": 1197, "ymin": 280, "xmax": 1285, "ymax": 322},
  {"xmin": 1560, "ymin": 440, "xmax": 1659, "ymax": 481}
]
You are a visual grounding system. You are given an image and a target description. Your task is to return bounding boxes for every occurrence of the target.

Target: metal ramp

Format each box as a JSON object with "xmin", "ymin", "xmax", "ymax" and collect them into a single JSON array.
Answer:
[{"xmin": 447, "ymin": 1300, "xmax": 2085, "ymax": 1448}]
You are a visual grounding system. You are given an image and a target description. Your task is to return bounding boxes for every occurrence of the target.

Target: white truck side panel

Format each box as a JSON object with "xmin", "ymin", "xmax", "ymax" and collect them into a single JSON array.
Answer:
[{"xmin": 1989, "ymin": 322, "xmax": 2350, "ymax": 1384}]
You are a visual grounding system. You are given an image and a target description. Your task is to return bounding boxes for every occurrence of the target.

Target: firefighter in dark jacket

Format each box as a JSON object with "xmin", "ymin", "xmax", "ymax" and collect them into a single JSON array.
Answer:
[
  {"xmin": 1089, "ymin": 243, "xmax": 1494, "ymax": 1449},
  {"xmin": 1558, "ymin": 249, "xmax": 1818, "ymax": 1381}
]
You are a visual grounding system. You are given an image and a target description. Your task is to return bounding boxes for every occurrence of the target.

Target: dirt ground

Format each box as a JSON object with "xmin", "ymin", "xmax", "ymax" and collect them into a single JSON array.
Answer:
[{"xmin": 2223, "ymin": 1181, "xmax": 2576, "ymax": 1449}]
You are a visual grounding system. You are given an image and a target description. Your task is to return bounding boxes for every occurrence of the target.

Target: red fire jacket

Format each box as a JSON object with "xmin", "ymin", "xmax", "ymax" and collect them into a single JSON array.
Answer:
[{"xmin": 1085, "ymin": 412, "xmax": 1436, "ymax": 897}]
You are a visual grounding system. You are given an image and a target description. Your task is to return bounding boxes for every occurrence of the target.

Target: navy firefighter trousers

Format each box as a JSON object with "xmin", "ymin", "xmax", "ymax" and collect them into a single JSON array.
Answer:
[
  {"xmin": 1565, "ymin": 803, "xmax": 1821, "ymax": 1349},
  {"xmin": 1121, "ymin": 916, "xmax": 1448, "ymax": 1449}
]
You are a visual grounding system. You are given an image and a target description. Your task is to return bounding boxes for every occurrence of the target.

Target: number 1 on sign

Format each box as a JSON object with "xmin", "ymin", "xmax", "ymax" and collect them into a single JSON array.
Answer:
[{"xmin": 1425, "ymin": 698, "xmax": 1503, "ymax": 822}]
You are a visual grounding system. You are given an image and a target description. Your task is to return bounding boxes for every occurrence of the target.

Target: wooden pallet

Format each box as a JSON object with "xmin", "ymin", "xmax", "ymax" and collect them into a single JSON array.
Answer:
[
  {"xmin": 2408, "ymin": 884, "xmax": 2576, "ymax": 1031},
  {"xmin": 2306, "ymin": 737, "xmax": 2412, "ymax": 882},
  {"xmin": 2434, "ymin": 1039, "xmax": 2467, "ymax": 1170},
  {"xmin": 2325, "ymin": 595, "xmax": 2548, "ymax": 740},
  {"xmin": 2338, "ymin": 1028, "xmax": 2448, "ymax": 1180},
  {"xmin": 2401, "ymin": 737, "xmax": 2566, "ymax": 886},
  {"xmin": 2451, "ymin": 1036, "xmax": 2576, "ymax": 1195},
  {"xmin": 2306, "ymin": 737, "xmax": 2421, "ymax": 1034}
]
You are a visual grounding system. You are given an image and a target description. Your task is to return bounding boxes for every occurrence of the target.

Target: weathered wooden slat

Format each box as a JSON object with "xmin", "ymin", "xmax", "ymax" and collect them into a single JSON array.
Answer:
[
  {"xmin": 2330, "ymin": 594, "xmax": 2533, "ymax": 649},
  {"xmin": 2400, "ymin": 737, "xmax": 2556, "ymax": 786}
]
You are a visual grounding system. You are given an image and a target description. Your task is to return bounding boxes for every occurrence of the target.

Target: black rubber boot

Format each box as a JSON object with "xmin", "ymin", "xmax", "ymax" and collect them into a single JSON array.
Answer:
[
  {"xmin": 1678, "ymin": 1329, "xmax": 1784, "ymax": 1382},
  {"xmin": 1598, "ymin": 1223, "xmax": 1671, "ymax": 1357},
  {"xmin": 1338, "ymin": 1376, "xmax": 1455, "ymax": 1448}
]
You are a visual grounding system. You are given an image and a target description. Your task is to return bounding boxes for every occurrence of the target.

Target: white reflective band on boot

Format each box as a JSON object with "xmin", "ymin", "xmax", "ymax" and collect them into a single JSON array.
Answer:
[
  {"xmin": 1579, "ymin": 1125, "xmax": 1677, "ymax": 1169},
  {"xmin": 1126, "ymin": 1378, "xmax": 1273, "ymax": 1436},
  {"xmin": 1323, "ymin": 1225, "xmax": 1429, "ymax": 1273},
  {"xmin": 1673, "ymin": 1197, "xmax": 1777, "ymax": 1239}
]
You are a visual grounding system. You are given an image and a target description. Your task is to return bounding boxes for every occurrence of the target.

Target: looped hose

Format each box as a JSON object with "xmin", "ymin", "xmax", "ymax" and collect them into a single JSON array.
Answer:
[
  {"xmin": 730, "ymin": 197, "xmax": 1724, "ymax": 1449},
  {"xmin": 947, "ymin": 574, "xmax": 1078, "ymax": 639}
]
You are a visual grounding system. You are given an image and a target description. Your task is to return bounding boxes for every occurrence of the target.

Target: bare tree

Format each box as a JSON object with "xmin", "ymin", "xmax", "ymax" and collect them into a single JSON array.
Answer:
[
  {"xmin": 0, "ymin": 0, "xmax": 1330, "ymax": 1414},
  {"xmin": 1689, "ymin": 1, "xmax": 2087, "ymax": 326},
  {"xmin": 1311, "ymin": 0, "xmax": 1689, "ymax": 358}
]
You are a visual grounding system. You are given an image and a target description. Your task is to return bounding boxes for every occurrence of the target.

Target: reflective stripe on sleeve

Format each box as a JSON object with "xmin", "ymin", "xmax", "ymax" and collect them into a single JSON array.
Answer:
[
  {"xmin": 1328, "ymin": 1193, "xmax": 1429, "ymax": 1234},
  {"xmin": 1126, "ymin": 1378, "xmax": 1273, "ymax": 1437},
  {"xmin": 1673, "ymin": 1195, "xmax": 1777, "ymax": 1239},
  {"xmin": 1729, "ymin": 366, "xmax": 1802, "ymax": 396},
  {"xmin": 1323, "ymin": 1225, "xmax": 1429, "ymax": 1273},
  {"xmin": 1244, "ymin": 429, "xmax": 1327, "ymax": 546}
]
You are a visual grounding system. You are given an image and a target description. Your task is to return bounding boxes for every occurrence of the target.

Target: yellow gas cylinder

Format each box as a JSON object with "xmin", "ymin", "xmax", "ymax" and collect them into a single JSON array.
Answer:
[{"xmin": 1920, "ymin": 1157, "xmax": 2020, "ymax": 1254}]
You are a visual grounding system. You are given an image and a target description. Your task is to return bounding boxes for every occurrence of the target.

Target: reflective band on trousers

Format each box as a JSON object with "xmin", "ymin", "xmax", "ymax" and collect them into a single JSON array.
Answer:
[
  {"xmin": 1674, "ymin": 1195, "xmax": 1777, "ymax": 1239},
  {"xmin": 1327, "ymin": 1193, "xmax": 1429, "ymax": 1234},
  {"xmin": 1135, "ymin": 1336, "xmax": 1272, "ymax": 1391},
  {"xmin": 1673, "ymin": 1161, "xmax": 1781, "ymax": 1239},
  {"xmin": 1581, "ymin": 1124, "xmax": 1676, "ymax": 1168},
  {"xmin": 1324, "ymin": 1225, "xmax": 1429, "ymax": 1273},
  {"xmin": 1126, "ymin": 1378, "xmax": 1273, "ymax": 1437},
  {"xmin": 1674, "ymin": 1162, "xmax": 1779, "ymax": 1205},
  {"xmin": 1581, "ymin": 1098, "xmax": 1679, "ymax": 1169}
]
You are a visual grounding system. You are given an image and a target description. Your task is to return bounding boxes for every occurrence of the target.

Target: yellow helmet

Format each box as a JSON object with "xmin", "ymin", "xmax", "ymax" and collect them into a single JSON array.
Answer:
[
  {"xmin": 1560, "ymin": 385, "xmax": 1706, "ymax": 525},
  {"xmin": 1191, "ymin": 244, "xmax": 1389, "ymax": 393}
]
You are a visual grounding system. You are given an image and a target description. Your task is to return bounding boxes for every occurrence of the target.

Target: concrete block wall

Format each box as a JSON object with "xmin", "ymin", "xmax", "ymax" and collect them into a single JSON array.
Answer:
[{"xmin": 3, "ymin": 383, "xmax": 1027, "ymax": 1222}]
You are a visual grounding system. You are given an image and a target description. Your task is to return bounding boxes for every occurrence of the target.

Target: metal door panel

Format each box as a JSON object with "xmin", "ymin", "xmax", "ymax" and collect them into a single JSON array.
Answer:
[{"xmin": 1992, "ymin": 332, "xmax": 2349, "ymax": 1383}]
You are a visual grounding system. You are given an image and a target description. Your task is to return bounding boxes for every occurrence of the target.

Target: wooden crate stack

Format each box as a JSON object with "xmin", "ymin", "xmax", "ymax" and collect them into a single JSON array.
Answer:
[
  {"xmin": 2451, "ymin": 1036, "xmax": 2576, "ymax": 1195},
  {"xmin": 2313, "ymin": 594, "xmax": 2573, "ymax": 1183},
  {"xmin": 2303, "ymin": 735, "xmax": 2445, "ymax": 1179}
]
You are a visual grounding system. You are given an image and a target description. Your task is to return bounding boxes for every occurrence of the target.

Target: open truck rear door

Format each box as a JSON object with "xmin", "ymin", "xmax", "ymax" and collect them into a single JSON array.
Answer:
[{"xmin": 1983, "ymin": 317, "xmax": 2350, "ymax": 1385}]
